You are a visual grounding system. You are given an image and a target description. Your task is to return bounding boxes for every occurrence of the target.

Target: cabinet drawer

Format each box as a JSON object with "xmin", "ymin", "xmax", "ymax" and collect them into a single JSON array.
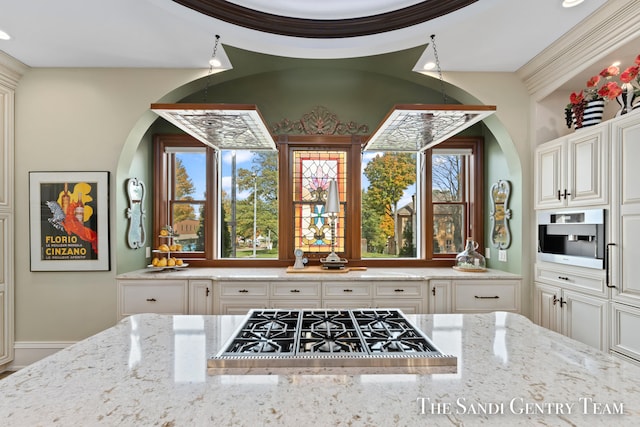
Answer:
[
  {"xmin": 271, "ymin": 300, "xmax": 323, "ymax": 309},
  {"xmin": 271, "ymin": 281, "xmax": 321, "ymax": 298},
  {"xmin": 452, "ymin": 280, "xmax": 520, "ymax": 313},
  {"xmin": 374, "ymin": 282, "xmax": 423, "ymax": 298},
  {"xmin": 535, "ymin": 264, "xmax": 605, "ymax": 296},
  {"xmin": 219, "ymin": 281, "xmax": 269, "ymax": 297},
  {"xmin": 323, "ymin": 282, "xmax": 372, "ymax": 298},
  {"xmin": 119, "ymin": 280, "xmax": 187, "ymax": 316}
]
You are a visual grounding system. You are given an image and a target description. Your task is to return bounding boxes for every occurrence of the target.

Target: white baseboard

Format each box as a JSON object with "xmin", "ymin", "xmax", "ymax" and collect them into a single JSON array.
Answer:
[{"xmin": 7, "ymin": 341, "xmax": 77, "ymax": 370}]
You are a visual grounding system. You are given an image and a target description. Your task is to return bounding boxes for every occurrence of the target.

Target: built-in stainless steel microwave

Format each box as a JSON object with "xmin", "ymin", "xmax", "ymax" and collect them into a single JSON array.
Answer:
[{"xmin": 537, "ymin": 209, "xmax": 605, "ymax": 269}]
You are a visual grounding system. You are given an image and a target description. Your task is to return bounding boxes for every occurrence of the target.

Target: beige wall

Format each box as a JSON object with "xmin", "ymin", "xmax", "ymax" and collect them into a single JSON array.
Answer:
[{"xmin": 14, "ymin": 68, "xmax": 201, "ymax": 341}]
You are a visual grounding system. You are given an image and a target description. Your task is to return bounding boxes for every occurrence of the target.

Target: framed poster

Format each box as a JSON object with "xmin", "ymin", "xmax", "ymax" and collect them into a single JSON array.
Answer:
[{"xmin": 29, "ymin": 171, "xmax": 110, "ymax": 271}]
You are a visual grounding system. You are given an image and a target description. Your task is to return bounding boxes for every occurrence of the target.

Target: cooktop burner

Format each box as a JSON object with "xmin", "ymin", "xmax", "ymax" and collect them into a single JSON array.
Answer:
[{"xmin": 208, "ymin": 309, "xmax": 457, "ymax": 372}]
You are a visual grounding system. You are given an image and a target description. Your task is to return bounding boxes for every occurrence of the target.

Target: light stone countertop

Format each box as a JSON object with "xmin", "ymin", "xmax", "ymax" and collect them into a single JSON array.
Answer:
[
  {"xmin": 1, "ymin": 312, "xmax": 638, "ymax": 426},
  {"xmin": 116, "ymin": 266, "xmax": 521, "ymax": 281}
]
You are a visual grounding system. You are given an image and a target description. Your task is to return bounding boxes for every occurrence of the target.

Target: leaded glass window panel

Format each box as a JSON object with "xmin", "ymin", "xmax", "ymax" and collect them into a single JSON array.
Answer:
[{"xmin": 292, "ymin": 150, "xmax": 346, "ymax": 254}]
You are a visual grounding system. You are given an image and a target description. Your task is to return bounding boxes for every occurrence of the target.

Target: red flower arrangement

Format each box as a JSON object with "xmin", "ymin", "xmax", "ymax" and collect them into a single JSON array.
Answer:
[{"xmin": 565, "ymin": 57, "xmax": 640, "ymax": 128}]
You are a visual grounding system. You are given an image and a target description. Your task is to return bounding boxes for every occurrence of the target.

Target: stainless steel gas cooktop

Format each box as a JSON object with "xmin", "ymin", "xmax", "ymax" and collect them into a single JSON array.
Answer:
[{"xmin": 207, "ymin": 308, "xmax": 457, "ymax": 373}]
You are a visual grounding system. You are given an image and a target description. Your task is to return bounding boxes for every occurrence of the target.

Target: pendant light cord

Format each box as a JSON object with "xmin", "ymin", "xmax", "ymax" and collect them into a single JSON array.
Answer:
[
  {"xmin": 204, "ymin": 34, "xmax": 220, "ymax": 102},
  {"xmin": 430, "ymin": 34, "xmax": 448, "ymax": 104}
]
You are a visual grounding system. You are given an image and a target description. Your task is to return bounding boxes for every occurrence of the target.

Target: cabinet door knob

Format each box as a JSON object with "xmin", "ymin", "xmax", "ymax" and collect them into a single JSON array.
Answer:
[{"xmin": 146, "ymin": 298, "xmax": 157, "ymax": 302}]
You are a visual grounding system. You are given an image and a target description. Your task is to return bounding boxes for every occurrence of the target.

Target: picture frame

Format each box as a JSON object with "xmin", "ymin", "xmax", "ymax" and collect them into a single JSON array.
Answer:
[{"xmin": 29, "ymin": 171, "xmax": 110, "ymax": 271}]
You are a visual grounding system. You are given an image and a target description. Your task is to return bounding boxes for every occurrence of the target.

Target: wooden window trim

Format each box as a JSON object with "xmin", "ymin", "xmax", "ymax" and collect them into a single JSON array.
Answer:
[{"xmin": 153, "ymin": 134, "xmax": 483, "ymax": 268}]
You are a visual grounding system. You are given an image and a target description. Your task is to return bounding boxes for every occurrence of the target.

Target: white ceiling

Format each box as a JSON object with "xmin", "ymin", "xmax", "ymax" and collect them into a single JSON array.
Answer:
[{"xmin": 0, "ymin": 0, "xmax": 609, "ymax": 72}]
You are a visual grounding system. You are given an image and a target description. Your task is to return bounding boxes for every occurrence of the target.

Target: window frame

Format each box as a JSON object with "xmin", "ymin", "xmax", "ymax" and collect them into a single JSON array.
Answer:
[{"xmin": 153, "ymin": 134, "xmax": 483, "ymax": 267}]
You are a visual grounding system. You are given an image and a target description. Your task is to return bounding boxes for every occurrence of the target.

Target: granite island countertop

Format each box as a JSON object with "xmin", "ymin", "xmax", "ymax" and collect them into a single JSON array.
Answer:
[{"xmin": 1, "ymin": 312, "xmax": 638, "ymax": 426}]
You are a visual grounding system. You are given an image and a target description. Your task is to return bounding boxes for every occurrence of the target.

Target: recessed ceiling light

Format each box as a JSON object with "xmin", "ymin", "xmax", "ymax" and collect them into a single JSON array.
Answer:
[
  {"xmin": 423, "ymin": 62, "xmax": 436, "ymax": 71},
  {"xmin": 562, "ymin": 0, "xmax": 584, "ymax": 8},
  {"xmin": 0, "ymin": 29, "xmax": 11, "ymax": 40}
]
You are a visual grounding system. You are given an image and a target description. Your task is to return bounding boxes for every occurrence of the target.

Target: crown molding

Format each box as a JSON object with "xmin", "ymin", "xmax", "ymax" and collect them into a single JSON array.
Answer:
[
  {"xmin": 517, "ymin": 0, "xmax": 640, "ymax": 99},
  {"xmin": 0, "ymin": 51, "xmax": 28, "ymax": 89}
]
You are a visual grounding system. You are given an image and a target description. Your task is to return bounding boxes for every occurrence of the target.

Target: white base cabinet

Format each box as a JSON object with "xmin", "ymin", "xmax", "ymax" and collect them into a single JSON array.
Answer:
[
  {"xmin": 119, "ymin": 273, "xmax": 522, "ymax": 318},
  {"xmin": 534, "ymin": 283, "xmax": 609, "ymax": 351}
]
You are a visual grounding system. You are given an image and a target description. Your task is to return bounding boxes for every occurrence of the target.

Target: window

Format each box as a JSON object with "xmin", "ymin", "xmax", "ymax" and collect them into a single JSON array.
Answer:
[{"xmin": 153, "ymin": 134, "xmax": 482, "ymax": 266}]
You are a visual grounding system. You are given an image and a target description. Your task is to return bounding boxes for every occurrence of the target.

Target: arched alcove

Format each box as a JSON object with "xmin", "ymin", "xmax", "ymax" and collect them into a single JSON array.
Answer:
[{"xmin": 115, "ymin": 48, "xmax": 523, "ymax": 275}]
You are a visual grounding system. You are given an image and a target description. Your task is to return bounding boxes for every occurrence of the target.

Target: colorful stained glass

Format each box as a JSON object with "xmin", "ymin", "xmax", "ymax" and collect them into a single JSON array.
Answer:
[{"xmin": 293, "ymin": 150, "xmax": 346, "ymax": 253}]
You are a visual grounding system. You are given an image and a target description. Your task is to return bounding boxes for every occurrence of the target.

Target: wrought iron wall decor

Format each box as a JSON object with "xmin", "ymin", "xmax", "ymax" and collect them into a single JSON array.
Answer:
[
  {"xmin": 490, "ymin": 180, "xmax": 511, "ymax": 249},
  {"xmin": 271, "ymin": 106, "xmax": 369, "ymax": 135}
]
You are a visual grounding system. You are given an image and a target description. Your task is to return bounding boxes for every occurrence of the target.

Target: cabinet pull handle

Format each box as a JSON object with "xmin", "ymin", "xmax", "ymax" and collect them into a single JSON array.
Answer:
[
  {"xmin": 557, "ymin": 276, "xmax": 570, "ymax": 281},
  {"xmin": 290, "ymin": 289, "xmax": 301, "ymax": 293},
  {"xmin": 206, "ymin": 287, "xmax": 210, "ymax": 297},
  {"xmin": 146, "ymin": 298, "xmax": 157, "ymax": 302},
  {"xmin": 432, "ymin": 287, "xmax": 436, "ymax": 296},
  {"xmin": 552, "ymin": 295, "xmax": 559, "ymax": 306},
  {"xmin": 474, "ymin": 295, "xmax": 499, "ymax": 299},
  {"xmin": 557, "ymin": 190, "xmax": 562, "ymax": 201},
  {"xmin": 606, "ymin": 243, "xmax": 617, "ymax": 288},
  {"xmin": 394, "ymin": 288, "xmax": 405, "ymax": 293},
  {"xmin": 562, "ymin": 189, "xmax": 571, "ymax": 199},
  {"xmin": 238, "ymin": 289, "xmax": 249, "ymax": 293},
  {"xmin": 559, "ymin": 297, "xmax": 567, "ymax": 307},
  {"xmin": 343, "ymin": 289, "xmax": 353, "ymax": 293}
]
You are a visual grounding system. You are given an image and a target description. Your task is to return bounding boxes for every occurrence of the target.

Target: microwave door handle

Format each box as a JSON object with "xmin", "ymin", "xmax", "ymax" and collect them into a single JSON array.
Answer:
[{"xmin": 606, "ymin": 243, "xmax": 616, "ymax": 288}]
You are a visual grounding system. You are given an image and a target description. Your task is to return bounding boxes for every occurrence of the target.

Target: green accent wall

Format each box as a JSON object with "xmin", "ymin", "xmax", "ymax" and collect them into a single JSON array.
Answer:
[{"xmin": 123, "ymin": 45, "xmax": 522, "ymax": 275}]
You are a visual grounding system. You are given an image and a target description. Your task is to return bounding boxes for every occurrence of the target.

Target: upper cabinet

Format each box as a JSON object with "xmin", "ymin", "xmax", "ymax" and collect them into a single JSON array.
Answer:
[{"xmin": 534, "ymin": 124, "xmax": 609, "ymax": 209}]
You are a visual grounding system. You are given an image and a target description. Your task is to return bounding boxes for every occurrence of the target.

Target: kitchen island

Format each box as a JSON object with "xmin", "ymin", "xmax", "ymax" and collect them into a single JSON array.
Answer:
[{"xmin": 1, "ymin": 312, "xmax": 639, "ymax": 426}]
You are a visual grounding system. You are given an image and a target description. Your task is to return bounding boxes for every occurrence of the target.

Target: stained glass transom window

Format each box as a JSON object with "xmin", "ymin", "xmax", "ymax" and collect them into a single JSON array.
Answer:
[{"xmin": 292, "ymin": 150, "xmax": 346, "ymax": 254}]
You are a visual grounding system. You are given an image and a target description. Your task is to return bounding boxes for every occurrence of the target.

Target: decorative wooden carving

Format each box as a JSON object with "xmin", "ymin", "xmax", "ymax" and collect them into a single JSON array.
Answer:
[{"xmin": 271, "ymin": 106, "xmax": 369, "ymax": 135}]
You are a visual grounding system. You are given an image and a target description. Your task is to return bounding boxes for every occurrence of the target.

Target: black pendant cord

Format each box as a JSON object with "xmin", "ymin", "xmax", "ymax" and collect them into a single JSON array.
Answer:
[{"xmin": 430, "ymin": 34, "xmax": 448, "ymax": 104}]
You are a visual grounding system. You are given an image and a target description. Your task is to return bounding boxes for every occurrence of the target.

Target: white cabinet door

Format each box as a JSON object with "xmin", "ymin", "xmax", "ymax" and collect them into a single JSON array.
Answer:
[
  {"xmin": 534, "ymin": 284, "xmax": 608, "ymax": 351},
  {"xmin": 428, "ymin": 280, "xmax": 451, "ymax": 314},
  {"xmin": 566, "ymin": 127, "xmax": 608, "ymax": 206},
  {"xmin": 611, "ymin": 115, "xmax": 640, "ymax": 307},
  {"xmin": 533, "ymin": 283, "xmax": 562, "ymax": 334},
  {"xmin": 610, "ymin": 302, "xmax": 640, "ymax": 363},
  {"xmin": 534, "ymin": 124, "xmax": 608, "ymax": 209},
  {"xmin": 562, "ymin": 290, "xmax": 608, "ymax": 351},
  {"xmin": 189, "ymin": 280, "xmax": 213, "ymax": 315},
  {"xmin": 535, "ymin": 138, "xmax": 565, "ymax": 209}
]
